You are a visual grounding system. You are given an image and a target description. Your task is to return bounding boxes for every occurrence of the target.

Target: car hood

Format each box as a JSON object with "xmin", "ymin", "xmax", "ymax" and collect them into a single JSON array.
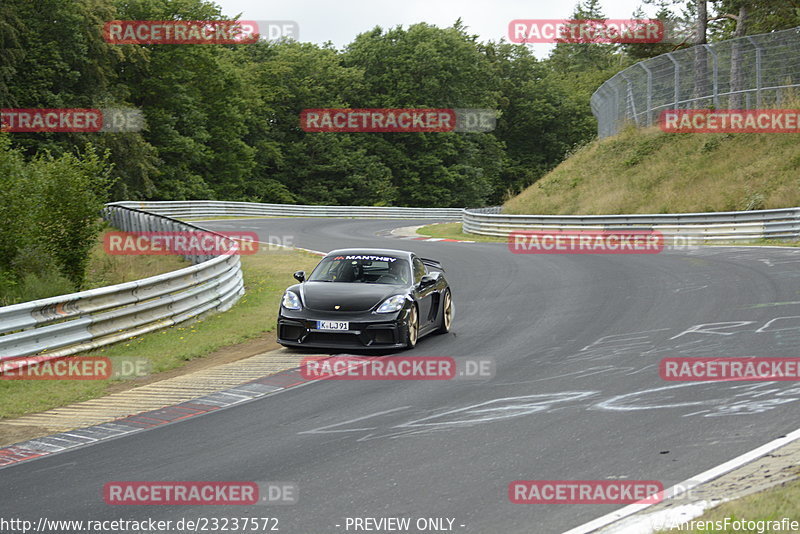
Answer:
[{"xmin": 301, "ymin": 282, "xmax": 405, "ymax": 313}]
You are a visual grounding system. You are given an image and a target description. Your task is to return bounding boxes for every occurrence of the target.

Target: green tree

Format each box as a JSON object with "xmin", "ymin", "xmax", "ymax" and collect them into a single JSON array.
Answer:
[
  {"xmin": 342, "ymin": 22, "xmax": 504, "ymax": 206},
  {"xmin": 110, "ymin": 0, "xmax": 259, "ymax": 199},
  {"xmin": 548, "ymin": 0, "xmax": 620, "ymax": 73},
  {"xmin": 542, "ymin": 2, "xmax": 633, "ymax": 164},
  {"xmin": 30, "ymin": 145, "xmax": 115, "ymax": 286},
  {"xmin": 1, "ymin": 0, "xmax": 158, "ymax": 199},
  {"xmin": 482, "ymin": 42, "xmax": 593, "ymax": 199},
  {"xmin": 623, "ymin": 2, "xmax": 687, "ymax": 60},
  {"xmin": 0, "ymin": 135, "xmax": 114, "ymax": 292}
]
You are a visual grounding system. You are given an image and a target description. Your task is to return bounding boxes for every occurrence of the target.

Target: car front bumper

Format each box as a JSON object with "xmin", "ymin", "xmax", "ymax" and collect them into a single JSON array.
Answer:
[{"xmin": 277, "ymin": 307, "xmax": 411, "ymax": 349}]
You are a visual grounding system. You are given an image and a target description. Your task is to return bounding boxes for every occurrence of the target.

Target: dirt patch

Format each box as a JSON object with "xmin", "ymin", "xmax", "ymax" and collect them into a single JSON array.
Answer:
[{"xmin": 0, "ymin": 424, "xmax": 51, "ymax": 448}]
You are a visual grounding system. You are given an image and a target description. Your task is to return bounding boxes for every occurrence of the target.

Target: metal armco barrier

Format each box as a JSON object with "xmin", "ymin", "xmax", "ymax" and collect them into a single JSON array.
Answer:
[
  {"xmin": 3, "ymin": 199, "xmax": 794, "ymax": 371},
  {"xmin": 463, "ymin": 206, "xmax": 800, "ymax": 241},
  {"xmin": 113, "ymin": 200, "xmax": 800, "ymax": 241},
  {"xmin": 110, "ymin": 200, "xmax": 464, "ymax": 220},
  {"xmin": 0, "ymin": 205, "xmax": 244, "ymax": 371}
]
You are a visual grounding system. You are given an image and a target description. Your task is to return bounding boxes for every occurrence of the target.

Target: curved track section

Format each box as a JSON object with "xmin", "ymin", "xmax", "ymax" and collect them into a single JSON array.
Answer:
[{"xmin": 4, "ymin": 217, "xmax": 800, "ymax": 533}]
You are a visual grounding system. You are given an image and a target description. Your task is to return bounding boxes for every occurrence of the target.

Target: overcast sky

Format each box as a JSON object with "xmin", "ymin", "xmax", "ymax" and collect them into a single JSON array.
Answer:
[{"xmin": 213, "ymin": 0, "xmax": 658, "ymax": 57}]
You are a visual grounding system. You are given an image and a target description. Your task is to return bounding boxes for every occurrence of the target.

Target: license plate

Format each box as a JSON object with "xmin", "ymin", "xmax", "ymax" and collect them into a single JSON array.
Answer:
[{"xmin": 317, "ymin": 320, "xmax": 349, "ymax": 331}]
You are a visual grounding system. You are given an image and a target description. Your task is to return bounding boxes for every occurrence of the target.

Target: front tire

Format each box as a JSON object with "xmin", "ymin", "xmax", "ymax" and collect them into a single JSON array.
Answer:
[
  {"xmin": 434, "ymin": 289, "xmax": 452, "ymax": 334},
  {"xmin": 404, "ymin": 304, "xmax": 419, "ymax": 349}
]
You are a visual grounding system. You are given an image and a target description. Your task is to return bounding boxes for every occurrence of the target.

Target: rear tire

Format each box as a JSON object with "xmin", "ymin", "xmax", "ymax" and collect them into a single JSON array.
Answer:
[
  {"xmin": 404, "ymin": 305, "xmax": 419, "ymax": 349},
  {"xmin": 434, "ymin": 289, "xmax": 452, "ymax": 334}
]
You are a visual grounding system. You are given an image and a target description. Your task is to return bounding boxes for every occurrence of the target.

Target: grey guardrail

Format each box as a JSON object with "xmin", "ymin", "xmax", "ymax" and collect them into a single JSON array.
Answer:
[
  {"xmin": 5, "ymin": 199, "xmax": 791, "ymax": 371},
  {"xmin": 463, "ymin": 206, "xmax": 800, "ymax": 241},
  {"xmin": 0, "ymin": 205, "xmax": 244, "ymax": 372},
  {"xmin": 110, "ymin": 200, "xmax": 463, "ymax": 220}
]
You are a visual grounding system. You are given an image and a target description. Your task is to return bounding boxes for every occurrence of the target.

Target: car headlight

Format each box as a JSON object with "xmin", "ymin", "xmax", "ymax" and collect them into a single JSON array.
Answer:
[
  {"xmin": 282, "ymin": 291, "xmax": 302, "ymax": 310},
  {"xmin": 376, "ymin": 294, "xmax": 406, "ymax": 313}
]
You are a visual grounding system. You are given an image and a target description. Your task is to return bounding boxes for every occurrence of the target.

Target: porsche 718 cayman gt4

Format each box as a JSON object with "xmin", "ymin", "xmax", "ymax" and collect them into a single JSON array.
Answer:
[{"xmin": 277, "ymin": 248, "xmax": 453, "ymax": 349}]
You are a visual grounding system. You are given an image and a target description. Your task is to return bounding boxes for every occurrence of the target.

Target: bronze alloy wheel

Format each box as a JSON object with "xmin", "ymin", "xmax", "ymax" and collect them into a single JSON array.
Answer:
[
  {"xmin": 435, "ymin": 290, "xmax": 452, "ymax": 334},
  {"xmin": 443, "ymin": 290, "xmax": 452, "ymax": 330},
  {"xmin": 407, "ymin": 305, "xmax": 419, "ymax": 348}
]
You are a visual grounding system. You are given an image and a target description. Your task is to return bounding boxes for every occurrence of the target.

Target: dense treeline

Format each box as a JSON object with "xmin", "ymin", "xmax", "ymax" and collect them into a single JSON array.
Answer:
[
  {"xmin": 0, "ymin": 0, "xmax": 625, "ymax": 209},
  {"xmin": 0, "ymin": 135, "xmax": 112, "ymax": 302},
  {"xmin": 4, "ymin": 0, "xmax": 797, "ymax": 209},
  {"xmin": 1, "ymin": 0, "xmax": 797, "ymax": 300},
  {"xmin": 3, "ymin": 0, "xmax": 798, "ymax": 209}
]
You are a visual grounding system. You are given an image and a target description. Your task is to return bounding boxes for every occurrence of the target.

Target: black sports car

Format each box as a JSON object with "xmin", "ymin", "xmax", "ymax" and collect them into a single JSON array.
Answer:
[{"xmin": 277, "ymin": 248, "xmax": 453, "ymax": 349}]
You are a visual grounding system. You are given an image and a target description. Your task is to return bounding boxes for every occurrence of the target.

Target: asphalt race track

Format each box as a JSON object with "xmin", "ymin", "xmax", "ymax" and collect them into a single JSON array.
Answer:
[{"xmin": 4, "ymin": 217, "xmax": 800, "ymax": 533}]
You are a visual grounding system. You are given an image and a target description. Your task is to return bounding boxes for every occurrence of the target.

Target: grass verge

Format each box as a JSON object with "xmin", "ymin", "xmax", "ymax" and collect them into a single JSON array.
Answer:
[
  {"xmin": 505, "ymin": 126, "xmax": 800, "ymax": 215},
  {"xmin": 416, "ymin": 222, "xmax": 506, "ymax": 243},
  {"xmin": 84, "ymin": 227, "xmax": 189, "ymax": 288},
  {"xmin": 658, "ymin": 478, "xmax": 800, "ymax": 533},
  {"xmin": 0, "ymin": 246, "xmax": 320, "ymax": 419}
]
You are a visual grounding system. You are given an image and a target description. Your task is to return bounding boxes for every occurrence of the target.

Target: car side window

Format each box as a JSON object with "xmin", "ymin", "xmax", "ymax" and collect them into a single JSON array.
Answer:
[{"xmin": 412, "ymin": 257, "xmax": 426, "ymax": 284}]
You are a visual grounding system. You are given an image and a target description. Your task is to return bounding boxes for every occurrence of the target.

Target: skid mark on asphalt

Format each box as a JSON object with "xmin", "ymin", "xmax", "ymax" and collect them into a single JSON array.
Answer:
[
  {"xmin": 296, "ymin": 380, "xmax": 800, "ymax": 444},
  {"xmin": 673, "ymin": 285, "xmax": 708, "ymax": 293},
  {"xmin": 299, "ymin": 392, "xmax": 599, "ymax": 441},
  {"xmin": 295, "ymin": 317, "xmax": 800, "ymax": 442}
]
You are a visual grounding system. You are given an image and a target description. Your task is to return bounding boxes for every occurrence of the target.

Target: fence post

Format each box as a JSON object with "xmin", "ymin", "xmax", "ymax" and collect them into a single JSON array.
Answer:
[
  {"xmin": 667, "ymin": 53, "xmax": 680, "ymax": 109},
  {"xmin": 705, "ymin": 44, "xmax": 719, "ymax": 108},
  {"xmin": 621, "ymin": 72, "xmax": 637, "ymax": 125},
  {"xmin": 640, "ymin": 63, "xmax": 653, "ymax": 126},
  {"xmin": 747, "ymin": 36, "xmax": 763, "ymax": 108}
]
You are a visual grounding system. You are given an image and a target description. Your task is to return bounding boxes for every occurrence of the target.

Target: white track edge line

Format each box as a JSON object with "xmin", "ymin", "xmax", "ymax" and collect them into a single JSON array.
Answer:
[{"xmin": 563, "ymin": 426, "xmax": 800, "ymax": 534}]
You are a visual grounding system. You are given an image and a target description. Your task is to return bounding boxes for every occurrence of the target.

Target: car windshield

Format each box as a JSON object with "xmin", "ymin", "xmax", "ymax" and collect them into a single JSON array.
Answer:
[{"xmin": 308, "ymin": 254, "xmax": 410, "ymax": 284}]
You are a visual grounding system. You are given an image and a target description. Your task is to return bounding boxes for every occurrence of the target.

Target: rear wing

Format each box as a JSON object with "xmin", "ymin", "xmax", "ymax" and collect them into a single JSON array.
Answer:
[{"xmin": 420, "ymin": 258, "xmax": 444, "ymax": 272}]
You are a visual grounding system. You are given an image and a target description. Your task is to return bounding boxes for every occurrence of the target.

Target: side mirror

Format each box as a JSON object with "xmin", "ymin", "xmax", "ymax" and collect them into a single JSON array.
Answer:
[
  {"xmin": 293, "ymin": 271, "xmax": 306, "ymax": 282},
  {"xmin": 419, "ymin": 273, "xmax": 437, "ymax": 288}
]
